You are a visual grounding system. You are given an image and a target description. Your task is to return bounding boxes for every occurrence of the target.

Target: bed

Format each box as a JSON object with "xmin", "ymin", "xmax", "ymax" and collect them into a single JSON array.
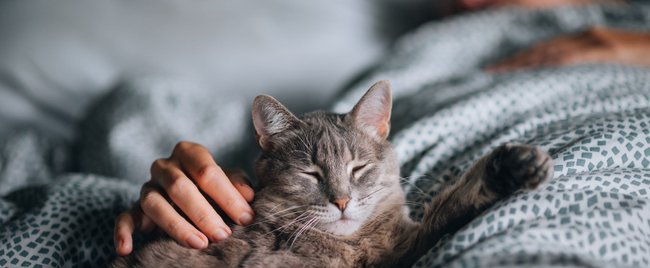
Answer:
[{"xmin": 1, "ymin": 2, "xmax": 650, "ymax": 267}]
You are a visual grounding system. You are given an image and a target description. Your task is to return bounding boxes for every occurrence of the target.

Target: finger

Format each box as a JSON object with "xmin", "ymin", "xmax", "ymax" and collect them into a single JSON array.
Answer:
[
  {"xmin": 114, "ymin": 211, "xmax": 135, "ymax": 256},
  {"xmin": 457, "ymin": 0, "xmax": 489, "ymax": 10},
  {"xmin": 526, "ymin": 37, "xmax": 598, "ymax": 67},
  {"xmin": 139, "ymin": 211, "xmax": 156, "ymax": 233},
  {"xmin": 486, "ymin": 45, "xmax": 543, "ymax": 72},
  {"xmin": 554, "ymin": 48, "xmax": 606, "ymax": 66},
  {"xmin": 487, "ymin": 49, "xmax": 544, "ymax": 72},
  {"xmin": 225, "ymin": 169, "xmax": 255, "ymax": 203},
  {"xmin": 139, "ymin": 184, "xmax": 209, "ymax": 249},
  {"xmin": 173, "ymin": 142, "xmax": 255, "ymax": 226},
  {"xmin": 529, "ymin": 42, "xmax": 597, "ymax": 67},
  {"xmin": 114, "ymin": 204, "xmax": 156, "ymax": 256},
  {"xmin": 151, "ymin": 159, "xmax": 231, "ymax": 242}
]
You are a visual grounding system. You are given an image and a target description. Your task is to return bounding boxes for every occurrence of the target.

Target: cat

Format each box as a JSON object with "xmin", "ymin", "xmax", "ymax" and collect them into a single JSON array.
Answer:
[{"xmin": 113, "ymin": 80, "xmax": 553, "ymax": 267}]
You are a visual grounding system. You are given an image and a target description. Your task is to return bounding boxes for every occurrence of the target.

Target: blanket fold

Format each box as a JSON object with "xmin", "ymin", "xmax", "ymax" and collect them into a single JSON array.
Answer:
[{"xmin": 2, "ymin": 3, "xmax": 650, "ymax": 267}]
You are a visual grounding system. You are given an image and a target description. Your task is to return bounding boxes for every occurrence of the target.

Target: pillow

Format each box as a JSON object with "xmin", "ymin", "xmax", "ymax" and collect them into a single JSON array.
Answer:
[{"xmin": 0, "ymin": 0, "xmax": 430, "ymax": 141}]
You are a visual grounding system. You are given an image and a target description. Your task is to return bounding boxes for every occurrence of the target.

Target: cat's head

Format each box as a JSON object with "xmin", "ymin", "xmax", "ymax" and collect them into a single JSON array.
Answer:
[{"xmin": 251, "ymin": 80, "xmax": 402, "ymax": 236}]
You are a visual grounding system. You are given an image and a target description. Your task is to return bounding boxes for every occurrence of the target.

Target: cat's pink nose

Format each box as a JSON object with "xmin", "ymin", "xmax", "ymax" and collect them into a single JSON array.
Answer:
[{"xmin": 332, "ymin": 196, "xmax": 350, "ymax": 211}]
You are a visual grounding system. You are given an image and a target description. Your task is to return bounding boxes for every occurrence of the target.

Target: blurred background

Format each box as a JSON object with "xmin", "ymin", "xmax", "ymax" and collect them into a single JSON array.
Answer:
[{"xmin": 0, "ymin": 0, "xmax": 436, "ymax": 141}]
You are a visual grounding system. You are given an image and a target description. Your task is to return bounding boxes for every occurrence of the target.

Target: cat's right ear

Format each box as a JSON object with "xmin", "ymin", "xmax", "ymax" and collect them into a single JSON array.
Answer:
[{"xmin": 252, "ymin": 95, "xmax": 299, "ymax": 151}]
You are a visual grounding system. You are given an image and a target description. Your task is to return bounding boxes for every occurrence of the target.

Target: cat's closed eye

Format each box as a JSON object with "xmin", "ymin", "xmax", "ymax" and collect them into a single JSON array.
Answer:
[
  {"xmin": 351, "ymin": 163, "xmax": 371, "ymax": 179},
  {"xmin": 299, "ymin": 167, "xmax": 322, "ymax": 183}
]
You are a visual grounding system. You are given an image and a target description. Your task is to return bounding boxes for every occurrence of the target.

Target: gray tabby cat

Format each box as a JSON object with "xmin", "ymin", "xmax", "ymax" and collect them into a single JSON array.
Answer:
[{"xmin": 113, "ymin": 80, "xmax": 553, "ymax": 267}]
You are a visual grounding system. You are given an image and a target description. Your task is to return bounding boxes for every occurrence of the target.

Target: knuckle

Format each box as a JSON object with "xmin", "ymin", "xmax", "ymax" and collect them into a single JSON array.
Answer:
[
  {"xmin": 167, "ymin": 175, "xmax": 192, "ymax": 197},
  {"xmin": 173, "ymin": 141, "xmax": 196, "ymax": 154},
  {"xmin": 194, "ymin": 210, "xmax": 213, "ymax": 226},
  {"xmin": 166, "ymin": 219, "xmax": 185, "ymax": 235},
  {"xmin": 139, "ymin": 181, "xmax": 155, "ymax": 197},
  {"xmin": 150, "ymin": 158, "xmax": 167, "ymax": 173},
  {"xmin": 140, "ymin": 192, "xmax": 159, "ymax": 212},
  {"xmin": 194, "ymin": 165, "xmax": 219, "ymax": 185},
  {"xmin": 228, "ymin": 169, "xmax": 249, "ymax": 182},
  {"xmin": 223, "ymin": 197, "xmax": 239, "ymax": 211}
]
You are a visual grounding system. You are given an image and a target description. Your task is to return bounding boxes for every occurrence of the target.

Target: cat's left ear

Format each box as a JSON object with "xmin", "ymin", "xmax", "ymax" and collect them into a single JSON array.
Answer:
[{"xmin": 348, "ymin": 80, "xmax": 392, "ymax": 140}]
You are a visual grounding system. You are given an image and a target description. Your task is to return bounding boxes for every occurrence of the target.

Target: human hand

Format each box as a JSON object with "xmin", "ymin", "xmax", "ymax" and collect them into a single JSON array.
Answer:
[
  {"xmin": 114, "ymin": 141, "xmax": 255, "ymax": 256},
  {"xmin": 487, "ymin": 27, "xmax": 650, "ymax": 72},
  {"xmin": 456, "ymin": 0, "xmax": 617, "ymax": 12}
]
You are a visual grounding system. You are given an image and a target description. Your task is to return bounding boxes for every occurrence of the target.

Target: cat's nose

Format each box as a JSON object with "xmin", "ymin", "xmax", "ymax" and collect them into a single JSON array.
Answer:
[{"xmin": 331, "ymin": 196, "xmax": 351, "ymax": 212}]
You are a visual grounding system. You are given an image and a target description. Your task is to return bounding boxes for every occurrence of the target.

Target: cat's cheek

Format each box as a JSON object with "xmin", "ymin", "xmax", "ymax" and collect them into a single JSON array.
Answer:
[{"xmin": 342, "ymin": 201, "xmax": 361, "ymax": 219}]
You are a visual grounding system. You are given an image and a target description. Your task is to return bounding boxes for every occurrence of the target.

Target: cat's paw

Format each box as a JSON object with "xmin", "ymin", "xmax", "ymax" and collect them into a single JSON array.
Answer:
[{"xmin": 484, "ymin": 144, "xmax": 553, "ymax": 196}]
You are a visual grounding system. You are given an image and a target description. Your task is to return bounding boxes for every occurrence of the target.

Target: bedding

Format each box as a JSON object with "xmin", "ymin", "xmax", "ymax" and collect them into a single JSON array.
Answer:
[
  {"xmin": 2, "ymin": 3, "xmax": 650, "ymax": 267},
  {"xmin": 0, "ymin": 0, "xmax": 427, "ymax": 141}
]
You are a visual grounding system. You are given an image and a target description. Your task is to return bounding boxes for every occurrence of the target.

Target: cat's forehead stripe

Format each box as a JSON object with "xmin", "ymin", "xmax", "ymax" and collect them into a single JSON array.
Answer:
[{"xmin": 314, "ymin": 125, "xmax": 351, "ymax": 160}]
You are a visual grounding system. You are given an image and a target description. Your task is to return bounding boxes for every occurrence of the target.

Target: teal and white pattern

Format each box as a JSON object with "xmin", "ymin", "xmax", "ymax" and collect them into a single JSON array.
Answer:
[
  {"xmin": 332, "ymin": 3, "xmax": 650, "ymax": 267},
  {"xmin": 2, "ymin": 3, "xmax": 650, "ymax": 267},
  {"xmin": 387, "ymin": 66, "xmax": 650, "ymax": 267}
]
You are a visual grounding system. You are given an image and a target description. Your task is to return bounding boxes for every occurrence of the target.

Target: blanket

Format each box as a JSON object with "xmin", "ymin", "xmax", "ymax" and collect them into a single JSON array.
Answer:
[{"xmin": 2, "ymin": 3, "xmax": 650, "ymax": 267}]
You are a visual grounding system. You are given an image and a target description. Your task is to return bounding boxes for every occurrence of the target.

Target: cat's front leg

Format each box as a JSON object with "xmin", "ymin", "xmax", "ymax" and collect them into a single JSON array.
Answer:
[{"xmin": 399, "ymin": 144, "xmax": 553, "ymax": 266}]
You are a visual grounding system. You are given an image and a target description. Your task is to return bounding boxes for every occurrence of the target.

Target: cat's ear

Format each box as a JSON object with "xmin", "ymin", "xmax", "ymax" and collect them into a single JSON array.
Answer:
[
  {"xmin": 348, "ymin": 80, "xmax": 392, "ymax": 140},
  {"xmin": 252, "ymin": 95, "xmax": 299, "ymax": 151}
]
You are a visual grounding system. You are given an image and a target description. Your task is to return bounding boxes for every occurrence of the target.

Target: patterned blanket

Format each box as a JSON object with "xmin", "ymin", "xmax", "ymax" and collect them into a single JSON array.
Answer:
[{"xmin": 2, "ymin": 3, "xmax": 650, "ymax": 267}]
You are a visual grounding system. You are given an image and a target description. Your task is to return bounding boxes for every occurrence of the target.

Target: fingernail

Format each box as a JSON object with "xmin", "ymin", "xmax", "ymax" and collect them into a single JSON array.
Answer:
[
  {"xmin": 239, "ymin": 212, "xmax": 254, "ymax": 225},
  {"xmin": 213, "ymin": 229, "xmax": 228, "ymax": 241},
  {"xmin": 187, "ymin": 234, "xmax": 207, "ymax": 249}
]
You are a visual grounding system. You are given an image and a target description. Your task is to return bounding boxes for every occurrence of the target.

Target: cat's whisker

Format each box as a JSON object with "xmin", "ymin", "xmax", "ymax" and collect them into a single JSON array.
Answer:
[
  {"xmin": 297, "ymin": 217, "xmax": 320, "ymax": 246},
  {"xmin": 359, "ymin": 188, "xmax": 383, "ymax": 201},
  {"xmin": 273, "ymin": 214, "xmax": 312, "ymax": 233},
  {"xmin": 359, "ymin": 186, "xmax": 387, "ymax": 202},
  {"xmin": 269, "ymin": 205, "xmax": 308, "ymax": 217},
  {"xmin": 285, "ymin": 215, "xmax": 313, "ymax": 247},
  {"xmin": 265, "ymin": 213, "xmax": 307, "ymax": 235},
  {"xmin": 288, "ymin": 215, "xmax": 320, "ymax": 249},
  {"xmin": 265, "ymin": 203, "xmax": 285, "ymax": 213},
  {"xmin": 267, "ymin": 205, "xmax": 307, "ymax": 216},
  {"xmin": 243, "ymin": 210, "xmax": 307, "ymax": 230},
  {"xmin": 380, "ymin": 202, "xmax": 423, "ymax": 207},
  {"xmin": 267, "ymin": 210, "xmax": 315, "ymax": 235},
  {"xmin": 245, "ymin": 205, "xmax": 308, "ymax": 227},
  {"xmin": 399, "ymin": 177, "xmax": 429, "ymax": 197},
  {"xmin": 399, "ymin": 174, "xmax": 434, "ymax": 180}
]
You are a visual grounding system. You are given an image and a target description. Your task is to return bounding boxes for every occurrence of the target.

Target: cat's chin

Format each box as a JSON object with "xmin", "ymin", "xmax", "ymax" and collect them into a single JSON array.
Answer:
[{"xmin": 319, "ymin": 218, "xmax": 364, "ymax": 236}]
